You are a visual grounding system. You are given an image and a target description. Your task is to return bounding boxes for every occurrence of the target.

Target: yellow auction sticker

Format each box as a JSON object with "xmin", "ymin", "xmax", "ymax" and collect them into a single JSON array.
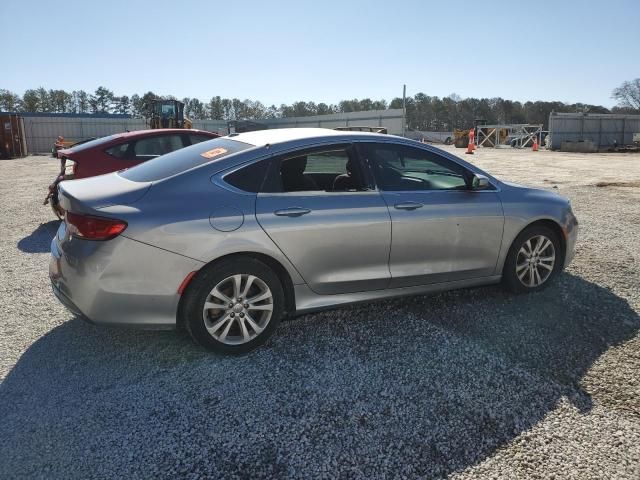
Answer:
[{"xmin": 200, "ymin": 147, "xmax": 228, "ymax": 159}]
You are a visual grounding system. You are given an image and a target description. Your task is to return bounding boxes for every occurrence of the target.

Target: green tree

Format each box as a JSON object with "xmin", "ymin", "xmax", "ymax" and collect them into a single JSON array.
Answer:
[
  {"xmin": 241, "ymin": 100, "xmax": 267, "ymax": 119},
  {"xmin": 72, "ymin": 90, "xmax": 90, "ymax": 113},
  {"xmin": 134, "ymin": 91, "xmax": 159, "ymax": 119},
  {"xmin": 113, "ymin": 95, "xmax": 131, "ymax": 115},
  {"xmin": 186, "ymin": 98, "xmax": 206, "ymax": 119},
  {"xmin": 339, "ymin": 99, "xmax": 361, "ymax": 112},
  {"xmin": 267, "ymin": 104, "xmax": 280, "ymax": 118},
  {"xmin": 206, "ymin": 96, "xmax": 224, "ymax": 120},
  {"xmin": 221, "ymin": 98, "xmax": 233, "ymax": 120},
  {"xmin": 36, "ymin": 87, "xmax": 51, "ymax": 112},
  {"xmin": 90, "ymin": 86, "xmax": 115, "ymax": 113},
  {"xmin": 22, "ymin": 89, "xmax": 40, "ymax": 112},
  {"xmin": 371, "ymin": 99, "xmax": 387, "ymax": 110},
  {"xmin": 0, "ymin": 89, "xmax": 21, "ymax": 111},
  {"xmin": 316, "ymin": 103, "xmax": 335, "ymax": 115},
  {"xmin": 281, "ymin": 101, "xmax": 317, "ymax": 117},
  {"xmin": 49, "ymin": 89, "xmax": 72, "ymax": 112}
]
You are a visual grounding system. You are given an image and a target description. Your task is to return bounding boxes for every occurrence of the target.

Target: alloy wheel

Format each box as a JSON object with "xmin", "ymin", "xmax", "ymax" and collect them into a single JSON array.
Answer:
[
  {"xmin": 515, "ymin": 235, "xmax": 556, "ymax": 288},
  {"xmin": 202, "ymin": 274, "xmax": 274, "ymax": 345}
]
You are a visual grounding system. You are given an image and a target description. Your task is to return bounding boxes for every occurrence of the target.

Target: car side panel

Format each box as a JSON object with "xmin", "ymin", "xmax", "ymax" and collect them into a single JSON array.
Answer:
[
  {"xmin": 255, "ymin": 191, "xmax": 392, "ymax": 295},
  {"xmin": 382, "ymin": 190, "xmax": 504, "ymax": 287},
  {"xmin": 50, "ymin": 223, "xmax": 203, "ymax": 328},
  {"xmin": 497, "ymin": 183, "xmax": 579, "ymax": 273},
  {"xmin": 100, "ymin": 172, "xmax": 306, "ymax": 286}
]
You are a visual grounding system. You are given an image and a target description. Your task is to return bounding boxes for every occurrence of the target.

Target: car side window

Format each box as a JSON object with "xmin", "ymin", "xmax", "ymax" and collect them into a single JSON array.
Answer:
[
  {"xmin": 133, "ymin": 135, "xmax": 184, "ymax": 158},
  {"xmin": 104, "ymin": 142, "xmax": 131, "ymax": 159},
  {"xmin": 364, "ymin": 143, "xmax": 469, "ymax": 191},
  {"xmin": 223, "ymin": 160, "xmax": 270, "ymax": 193},
  {"xmin": 263, "ymin": 145, "xmax": 366, "ymax": 193}
]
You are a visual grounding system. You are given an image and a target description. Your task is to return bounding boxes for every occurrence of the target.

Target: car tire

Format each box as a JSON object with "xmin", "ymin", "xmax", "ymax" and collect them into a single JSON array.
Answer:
[
  {"xmin": 182, "ymin": 257, "xmax": 285, "ymax": 354},
  {"xmin": 502, "ymin": 225, "xmax": 563, "ymax": 294}
]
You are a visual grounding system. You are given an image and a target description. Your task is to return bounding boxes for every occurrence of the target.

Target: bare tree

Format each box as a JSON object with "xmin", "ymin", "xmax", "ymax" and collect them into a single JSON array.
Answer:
[{"xmin": 612, "ymin": 78, "xmax": 640, "ymax": 110}]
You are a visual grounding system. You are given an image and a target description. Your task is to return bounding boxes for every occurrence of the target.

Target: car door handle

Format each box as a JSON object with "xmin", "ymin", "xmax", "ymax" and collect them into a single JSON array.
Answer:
[
  {"xmin": 273, "ymin": 207, "xmax": 312, "ymax": 217},
  {"xmin": 394, "ymin": 201, "xmax": 423, "ymax": 210}
]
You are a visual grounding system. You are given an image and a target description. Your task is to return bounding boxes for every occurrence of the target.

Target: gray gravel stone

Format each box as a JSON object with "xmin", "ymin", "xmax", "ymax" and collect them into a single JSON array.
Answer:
[{"xmin": 0, "ymin": 150, "xmax": 638, "ymax": 479}]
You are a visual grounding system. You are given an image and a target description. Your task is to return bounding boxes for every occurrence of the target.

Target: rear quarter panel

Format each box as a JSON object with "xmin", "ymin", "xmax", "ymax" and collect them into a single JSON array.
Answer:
[{"xmin": 98, "ymin": 165, "xmax": 306, "ymax": 286}]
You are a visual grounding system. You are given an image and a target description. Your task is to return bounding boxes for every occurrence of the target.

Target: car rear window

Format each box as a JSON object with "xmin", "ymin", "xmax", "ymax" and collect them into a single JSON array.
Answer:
[
  {"xmin": 67, "ymin": 135, "xmax": 118, "ymax": 152},
  {"xmin": 119, "ymin": 138, "xmax": 254, "ymax": 182}
]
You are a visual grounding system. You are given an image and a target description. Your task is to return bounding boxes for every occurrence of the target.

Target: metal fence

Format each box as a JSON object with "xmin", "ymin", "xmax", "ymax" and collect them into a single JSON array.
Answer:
[
  {"xmin": 548, "ymin": 112, "xmax": 640, "ymax": 150},
  {"xmin": 404, "ymin": 130, "xmax": 453, "ymax": 143},
  {"xmin": 20, "ymin": 116, "xmax": 230, "ymax": 154},
  {"xmin": 22, "ymin": 117, "xmax": 144, "ymax": 153},
  {"xmin": 260, "ymin": 109, "xmax": 404, "ymax": 134},
  {"xmin": 20, "ymin": 109, "xmax": 404, "ymax": 154}
]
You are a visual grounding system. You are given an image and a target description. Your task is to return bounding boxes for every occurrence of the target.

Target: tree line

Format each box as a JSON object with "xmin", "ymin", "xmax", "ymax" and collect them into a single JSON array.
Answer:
[{"xmin": 1, "ymin": 80, "xmax": 637, "ymax": 131}]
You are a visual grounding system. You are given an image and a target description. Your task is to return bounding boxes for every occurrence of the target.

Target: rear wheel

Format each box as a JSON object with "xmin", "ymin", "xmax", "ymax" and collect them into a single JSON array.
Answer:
[
  {"xmin": 182, "ymin": 258, "xmax": 285, "ymax": 354},
  {"xmin": 503, "ymin": 225, "xmax": 562, "ymax": 293}
]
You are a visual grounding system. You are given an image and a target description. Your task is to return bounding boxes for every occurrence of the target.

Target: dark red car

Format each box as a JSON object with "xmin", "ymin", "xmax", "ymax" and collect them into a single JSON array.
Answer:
[{"xmin": 45, "ymin": 129, "xmax": 219, "ymax": 218}]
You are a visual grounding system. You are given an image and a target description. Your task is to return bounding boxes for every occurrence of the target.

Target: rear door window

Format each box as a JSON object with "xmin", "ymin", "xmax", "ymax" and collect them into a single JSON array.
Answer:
[
  {"xmin": 104, "ymin": 142, "xmax": 131, "ymax": 159},
  {"xmin": 262, "ymin": 144, "xmax": 367, "ymax": 193}
]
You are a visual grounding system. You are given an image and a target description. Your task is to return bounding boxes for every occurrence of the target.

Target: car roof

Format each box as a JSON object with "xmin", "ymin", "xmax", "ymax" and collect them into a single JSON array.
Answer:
[
  {"xmin": 113, "ymin": 128, "xmax": 217, "ymax": 139},
  {"xmin": 230, "ymin": 128, "xmax": 388, "ymax": 147},
  {"xmin": 57, "ymin": 129, "xmax": 219, "ymax": 155}
]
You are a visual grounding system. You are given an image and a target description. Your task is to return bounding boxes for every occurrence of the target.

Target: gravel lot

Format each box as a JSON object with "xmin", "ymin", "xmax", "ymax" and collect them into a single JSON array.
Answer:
[{"xmin": 1, "ymin": 146, "xmax": 639, "ymax": 479}]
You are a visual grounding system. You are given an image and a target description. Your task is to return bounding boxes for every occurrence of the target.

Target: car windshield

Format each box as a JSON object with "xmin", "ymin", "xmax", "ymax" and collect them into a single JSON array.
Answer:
[
  {"xmin": 119, "ymin": 137, "xmax": 254, "ymax": 182},
  {"xmin": 66, "ymin": 135, "xmax": 118, "ymax": 152}
]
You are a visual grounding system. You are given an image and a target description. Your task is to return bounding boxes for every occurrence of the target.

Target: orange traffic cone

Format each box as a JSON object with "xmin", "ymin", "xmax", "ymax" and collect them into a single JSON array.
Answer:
[
  {"xmin": 532, "ymin": 138, "xmax": 539, "ymax": 152},
  {"xmin": 465, "ymin": 128, "xmax": 475, "ymax": 154}
]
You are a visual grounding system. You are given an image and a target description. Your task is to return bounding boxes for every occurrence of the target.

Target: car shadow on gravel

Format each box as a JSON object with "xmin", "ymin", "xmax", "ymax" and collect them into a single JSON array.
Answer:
[
  {"xmin": 17, "ymin": 220, "xmax": 60, "ymax": 253},
  {"xmin": 1, "ymin": 273, "xmax": 638, "ymax": 478}
]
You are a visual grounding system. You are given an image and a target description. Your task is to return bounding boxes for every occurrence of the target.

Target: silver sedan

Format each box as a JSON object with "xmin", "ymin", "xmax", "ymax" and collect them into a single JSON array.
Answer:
[{"xmin": 50, "ymin": 128, "xmax": 578, "ymax": 353}]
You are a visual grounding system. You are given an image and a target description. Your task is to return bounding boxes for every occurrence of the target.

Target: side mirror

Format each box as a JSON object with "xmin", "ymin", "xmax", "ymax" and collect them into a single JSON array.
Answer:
[{"xmin": 470, "ymin": 174, "xmax": 490, "ymax": 190}]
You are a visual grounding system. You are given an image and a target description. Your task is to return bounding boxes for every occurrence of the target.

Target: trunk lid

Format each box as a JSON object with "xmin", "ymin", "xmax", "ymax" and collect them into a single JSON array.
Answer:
[{"xmin": 58, "ymin": 172, "xmax": 151, "ymax": 213}]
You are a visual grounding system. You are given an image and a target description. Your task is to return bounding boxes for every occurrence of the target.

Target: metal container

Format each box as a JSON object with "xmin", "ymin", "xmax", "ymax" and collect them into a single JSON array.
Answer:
[
  {"xmin": 0, "ymin": 114, "xmax": 27, "ymax": 158},
  {"xmin": 549, "ymin": 112, "xmax": 640, "ymax": 150}
]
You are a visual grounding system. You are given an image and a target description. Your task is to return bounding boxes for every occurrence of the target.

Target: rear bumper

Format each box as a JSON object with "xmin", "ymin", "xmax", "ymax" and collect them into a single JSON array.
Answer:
[
  {"xmin": 50, "ymin": 225, "xmax": 203, "ymax": 329},
  {"xmin": 51, "ymin": 280, "xmax": 87, "ymax": 319}
]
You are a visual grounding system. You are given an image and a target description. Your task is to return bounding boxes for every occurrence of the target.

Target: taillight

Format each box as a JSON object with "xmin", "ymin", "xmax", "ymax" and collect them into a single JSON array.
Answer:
[
  {"xmin": 66, "ymin": 212, "xmax": 127, "ymax": 241},
  {"xmin": 66, "ymin": 159, "xmax": 77, "ymax": 178},
  {"xmin": 60, "ymin": 157, "xmax": 77, "ymax": 179}
]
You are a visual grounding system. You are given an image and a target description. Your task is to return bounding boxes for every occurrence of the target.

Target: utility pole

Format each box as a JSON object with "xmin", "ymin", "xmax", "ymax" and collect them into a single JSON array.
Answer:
[{"xmin": 402, "ymin": 84, "xmax": 406, "ymax": 137}]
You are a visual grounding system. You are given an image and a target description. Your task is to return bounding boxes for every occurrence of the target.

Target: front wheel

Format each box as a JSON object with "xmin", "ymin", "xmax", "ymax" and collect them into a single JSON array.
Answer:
[
  {"xmin": 502, "ymin": 225, "xmax": 562, "ymax": 293},
  {"xmin": 182, "ymin": 258, "xmax": 285, "ymax": 354}
]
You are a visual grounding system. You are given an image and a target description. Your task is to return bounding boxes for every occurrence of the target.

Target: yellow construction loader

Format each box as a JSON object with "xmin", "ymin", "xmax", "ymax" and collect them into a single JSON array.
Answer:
[{"xmin": 149, "ymin": 99, "xmax": 193, "ymax": 129}]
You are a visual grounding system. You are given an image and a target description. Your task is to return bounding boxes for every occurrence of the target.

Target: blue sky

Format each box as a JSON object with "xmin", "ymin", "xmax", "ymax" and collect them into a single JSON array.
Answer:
[{"xmin": 2, "ymin": 0, "xmax": 637, "ymax": 107}]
